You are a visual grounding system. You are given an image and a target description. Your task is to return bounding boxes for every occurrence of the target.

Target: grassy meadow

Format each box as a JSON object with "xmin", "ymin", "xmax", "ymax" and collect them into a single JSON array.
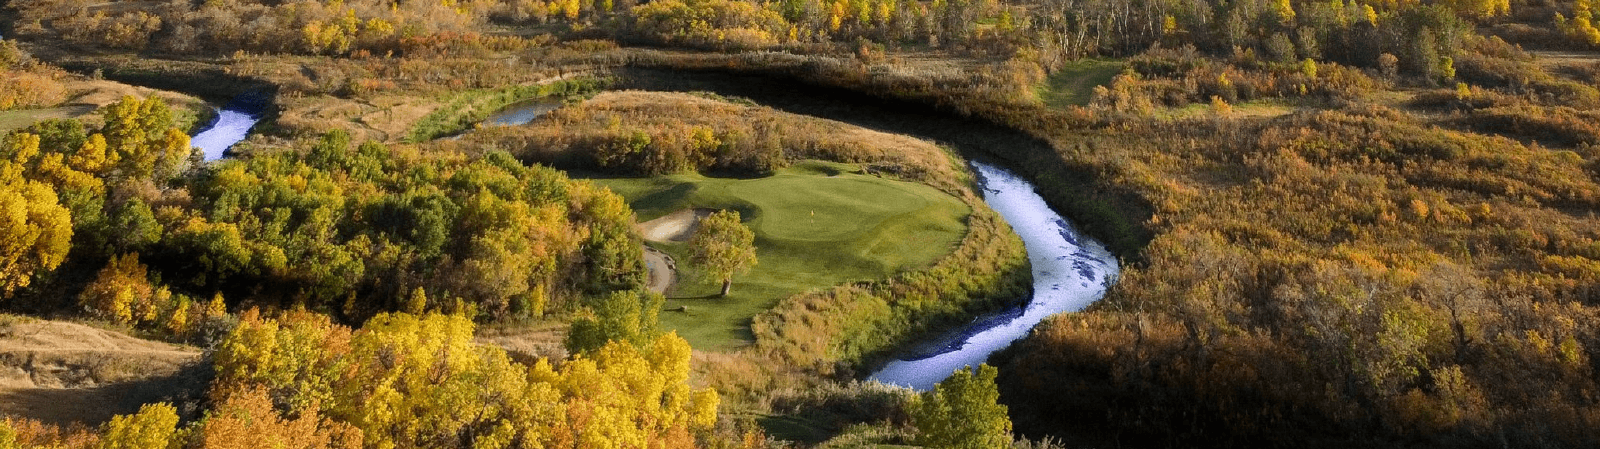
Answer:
[
  {"xmin": 1035, "ymin": 58, "xmax": 1123, "ymax": 108},
  {"xmin": 592, "ymin": 160, "xmax": 971, "ymax": 350}
]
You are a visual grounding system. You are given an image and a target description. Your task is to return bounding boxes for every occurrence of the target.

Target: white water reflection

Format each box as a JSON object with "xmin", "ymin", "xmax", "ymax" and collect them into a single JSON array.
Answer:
[
  {"xmin": 869, "ymin": 162, "xmax": 1118, "ymax": 390},
  {"xmin": 191, "ymin": 108, "xmax": 259, "ymax": 161}
]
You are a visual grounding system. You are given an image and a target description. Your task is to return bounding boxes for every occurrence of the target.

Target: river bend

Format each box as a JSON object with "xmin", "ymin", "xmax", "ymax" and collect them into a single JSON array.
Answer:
[{"xmin": 869, "ymin": 162, "xmax": 1118, "ymax": 390}]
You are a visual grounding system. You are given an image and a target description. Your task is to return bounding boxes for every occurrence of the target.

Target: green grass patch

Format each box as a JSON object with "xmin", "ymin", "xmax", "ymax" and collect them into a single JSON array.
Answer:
[
  {"xmin": 0, "ymin": 105, "xmax": 96, "ymax": 133},
  {"xmin": 591, "ymin": 160, "xmax": 970, "ymax": 350},
  {"xmin": 1035, "ymin": 58, "xmax": 1123, "ymax": 108}
]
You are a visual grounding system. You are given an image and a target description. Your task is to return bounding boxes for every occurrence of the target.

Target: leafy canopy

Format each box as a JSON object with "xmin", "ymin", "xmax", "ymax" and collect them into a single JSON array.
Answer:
[
  {"xmin": 911, "ymin": 364, "xmax": 1012, "ymax": 449},
  {"xmin": 689, "ymin": 209, "xmax": 757, "ymax": 292}
]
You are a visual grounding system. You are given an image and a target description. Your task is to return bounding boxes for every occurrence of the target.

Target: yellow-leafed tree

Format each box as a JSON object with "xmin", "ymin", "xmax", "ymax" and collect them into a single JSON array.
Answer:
[
  {"xmin": 194, "ymin": 386, "xmax": 362, "ymax": 449},
  {"xmin": 0, "ymin": 157, "xmax": 72, "ymax": 298},
  {"xmin": 210, "ymin": 311, "xmax": 720, "ymax": 449},
  {"xmin": 77, "ymin": 253, "xmax": 155, "ymax": 323},
  {"xmin": 98, "ymin": 403, "xmax": 178, "ymax": 449}
]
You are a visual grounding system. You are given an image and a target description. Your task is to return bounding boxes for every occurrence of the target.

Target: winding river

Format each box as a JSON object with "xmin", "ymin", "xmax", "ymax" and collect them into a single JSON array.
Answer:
[
  {"xmin": 180, "ymin": 85, "xmax": 1112, "ymax": 392},
  {"xmin": 472, "ymin": 92, "xmax": 1120, "ymax": 391},
  {"xmin": 869, "ymin": 162, "xmax": 1119, "ymax": 391}
]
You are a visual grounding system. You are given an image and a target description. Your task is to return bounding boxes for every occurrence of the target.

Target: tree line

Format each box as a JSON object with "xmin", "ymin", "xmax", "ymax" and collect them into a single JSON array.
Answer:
[{"xmin": 2, "ymin": 96, "xmax": 647, "ymax": 335}]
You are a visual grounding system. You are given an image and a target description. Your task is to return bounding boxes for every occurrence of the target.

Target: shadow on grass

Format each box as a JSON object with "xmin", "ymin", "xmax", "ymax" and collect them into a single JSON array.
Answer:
[
  {"xmin": 630, "ymin": 182, "xmax": 698, "ymax": 211},
  {"xmin": 0, "ymin": 362, "xmax": 213, "ymax": 426},
  {"xmin": 757, "ymin": 414, "xmax": 833, "ymax": 444}
]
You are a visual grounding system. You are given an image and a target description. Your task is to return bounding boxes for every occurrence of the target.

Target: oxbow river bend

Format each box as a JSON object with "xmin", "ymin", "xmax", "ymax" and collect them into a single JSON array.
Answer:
[
  {"xmin": 181, "ymin": 92, "xmax": 1112, "ymax": 391},
  {"xmin": 869, "ymin": 162, "xmax": 1119, "ymax": 391}
]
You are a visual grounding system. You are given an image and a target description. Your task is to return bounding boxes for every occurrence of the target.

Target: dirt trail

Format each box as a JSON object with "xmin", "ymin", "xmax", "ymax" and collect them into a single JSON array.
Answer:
[
  {"xmin": 0, "ymin": 319, "xmax": 203, "ymax": 425},
  {"xmin": 635, "ymin": 208, "xmax": 718, "ymax": 295},
  {"xmin": 1531, "ymin": 50, "xmax": 1600, "ymax": 69},
  {"xmin": 642, "ymin": 247, "xmax": 677, "ymax": 294}
]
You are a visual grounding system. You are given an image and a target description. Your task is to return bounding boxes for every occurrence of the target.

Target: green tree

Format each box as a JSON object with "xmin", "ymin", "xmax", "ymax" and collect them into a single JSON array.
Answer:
[
  {"xmin": 565, "ymin": 289, "xmax": 665, "ymax": 355},
  {"xmin": 112, "ymin": 198, "xmax": 161, "ymax": 252},
  {"xmin": 689, "ymin": 210, "xmax": 757, "ymax": 296},
  {"xmin": 910, "ymin": 364, "xmax": 1012, "ymax": 449}
]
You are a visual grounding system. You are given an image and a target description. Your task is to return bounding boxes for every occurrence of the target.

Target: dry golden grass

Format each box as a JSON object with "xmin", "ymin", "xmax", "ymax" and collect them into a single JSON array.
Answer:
[
  {"xmin": 486, "ymin": 90, "xmax": 967, "ymax": 191},
  {"xmin": 0, "ymin": 320, "xmax": 198, "ymax": 388},
  {"xmin": 274, "ymin": 93, "xmax": 436, "ymax": 142},
  {"xmin": 0, "ymin": 319, "xmax": 201, "ymax": 426},
  {"xmin": 473, "ymin": 320, "xmax": 571, "ymax": 366},
  {"xmin": 0, "ymin": 76, "xmax": 207, "ymax": 133},
  {"xmin": 581, "ymin": 91, "xmax": 955, "ymax": 166}
]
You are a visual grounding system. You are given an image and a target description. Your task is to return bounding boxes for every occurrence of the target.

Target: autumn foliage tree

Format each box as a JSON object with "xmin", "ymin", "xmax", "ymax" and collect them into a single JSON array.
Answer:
[
  {"xmin": 2, "ymin": 95, "xmax": 191, "ymax": 298},
  {"xmin": 185, "ymin": 132, "xmax": 643, "ymax": 319},
  {"xmin": 0, "ymin": 41, "xmax": 68, "ymax": 111},
  {"xmin": 1557, "ymin": 0, "xmax": 1600, "ymax": 46},
  {"xmin": 209, "ymin": 310, "xmax": 719, "ymax": 449},
  {"xmin": 97, "ymin": 403, "xmax": 178, "ymax": 449},
  {"xmin": 0, "ymin": 133, "xmax": 72, "ymax": 298},
  {"xmin": 77, "ymin": 253, "xmax": 156, "ymax": 323},
  {"xmin": 910, "ymin": 364, "xmax": 1012, "ymax": 449},
  {"xmin": 98, "ymin": 96, "xmax": 191, "ymax": 180},
  {"xmin": 195, "ymin": 386, "xmax": 363, "ymax": 449},
  {"xmin": 690, "ymin": 210, "xmax": 757, "ymax": 296}
]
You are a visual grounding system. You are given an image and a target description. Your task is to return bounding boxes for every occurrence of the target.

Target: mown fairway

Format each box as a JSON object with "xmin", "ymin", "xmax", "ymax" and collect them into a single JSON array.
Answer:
[{"xmin": 593, "ymin": 161, "xmax": 970, "ymax": 350}]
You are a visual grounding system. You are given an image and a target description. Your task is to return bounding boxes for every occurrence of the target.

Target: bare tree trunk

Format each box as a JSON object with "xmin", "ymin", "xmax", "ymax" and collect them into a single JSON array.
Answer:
[{"xmin": 721, "ymin": 279, "xmax": 732, "ymax": 297}]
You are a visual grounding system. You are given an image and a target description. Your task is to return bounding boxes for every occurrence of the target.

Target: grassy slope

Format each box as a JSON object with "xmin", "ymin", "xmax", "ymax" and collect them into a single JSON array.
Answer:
[
  {"xmin": 593, "ymin": 161, "xmax": 970, "ymax": 350},
  {"xmin": 0, "ymin": 106, "xmax": 94, "ymax": 133},
  {"xmin": 0, "ymin": 77, "xmax": 211, "ymax": 134}
]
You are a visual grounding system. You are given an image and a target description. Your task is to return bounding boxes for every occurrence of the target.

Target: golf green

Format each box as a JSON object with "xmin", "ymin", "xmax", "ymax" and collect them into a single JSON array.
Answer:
[{"xmin": 592, "ymin": 161, "xmax": 971, "ymax": 350}]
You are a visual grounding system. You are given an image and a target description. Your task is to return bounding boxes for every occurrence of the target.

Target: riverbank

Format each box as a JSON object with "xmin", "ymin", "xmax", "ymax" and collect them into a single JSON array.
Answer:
[{"xmin": 869, "ymin": 162, "xmax": 1117, "ymax": 390}]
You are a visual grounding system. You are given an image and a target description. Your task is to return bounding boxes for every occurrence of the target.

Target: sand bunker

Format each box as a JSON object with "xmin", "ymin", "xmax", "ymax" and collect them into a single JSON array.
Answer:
[{"xmin": 637, "ymin": 208, "xmax": 716, "ymax": 242}]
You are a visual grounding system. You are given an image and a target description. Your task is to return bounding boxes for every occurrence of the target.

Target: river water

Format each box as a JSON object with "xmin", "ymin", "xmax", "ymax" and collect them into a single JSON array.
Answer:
[
  {"xmin": 869, "ymin": 162, "xmax": 1118, "ymax": 391},
  {"xmin": 190, "ymin": 92, "xmax": 270, "ymax": 160},
  {"xmin": 191, "ymin": 109, "xmax": 258, "ymax": 160},
  {"xmin": 191, "ymin": 94, "xmax": 555, "ymax": 157},
  {"xmin": 484, "ymin": 99, "xmax": 562, "ymax": 126}
]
